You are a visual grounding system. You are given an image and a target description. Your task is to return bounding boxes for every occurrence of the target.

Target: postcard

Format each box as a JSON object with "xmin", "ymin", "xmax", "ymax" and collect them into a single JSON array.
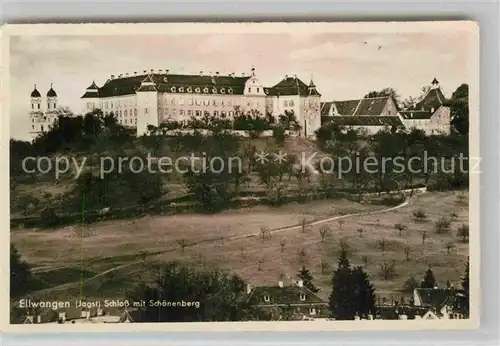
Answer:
[{"xmin": 1, "ymin": 21, "xmax": 479, "ymax": 332}]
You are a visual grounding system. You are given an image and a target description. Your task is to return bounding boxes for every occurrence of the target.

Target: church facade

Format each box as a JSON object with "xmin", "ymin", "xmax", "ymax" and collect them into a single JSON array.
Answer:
[
  {"xmin": 29, "ymin": 84, "xmax": 59, "ymax": 141},
  {"xmin": 80, "ymin": 68, "xmax": 322, "ymax": 138}
]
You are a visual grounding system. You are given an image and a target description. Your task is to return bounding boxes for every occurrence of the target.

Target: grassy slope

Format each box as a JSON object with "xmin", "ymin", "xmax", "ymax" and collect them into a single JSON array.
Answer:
[{"xmin": 12, "ymin": 190, "xmax": 469, "ymax": 303}]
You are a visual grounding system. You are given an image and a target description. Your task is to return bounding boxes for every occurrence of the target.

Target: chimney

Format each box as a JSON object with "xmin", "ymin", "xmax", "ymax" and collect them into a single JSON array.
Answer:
[
  {"xmin": 200, "ymin": 70, "xmax": 204, "ymax": 76},
  {"xmin": 242, "ymin": 73, "xmax": 245, "ymax": 77},
  {"xmin": 297, "ymin": 279, "xmax": 303, "ymax": 288},
  {"xmin": 110, "ymin": 74, "xmax": 115, "ymax": 79},
  {"xmin": 246, "ymin": 283, "xmax": 252, "ymax": 294},
  {"xmin": 278, "ymin": 280, "xmax": 284, "ymax": 288},
  {"xmin": 118, "ymin": 74, "xmax": 123, "ymax": 78},
  {"xmin": 150, "ymin": 69, "xmax": 154, "ymax": 74},
  {"xmin": 143, "ymin": 70, "xmax": 147, "ymax": 74},
  {"xmin": 285, "ymin": 74, "xmax": 289, "ymax": 79},
  {"xmin": 36, "ymin": 315, "xmax": 41, "ymax": 323},
  {"xmin": 232, "ymin": 72, "xmax": 235, "ymax": 77},
  {"xmin": 294, "ymin": 74, "xmax": 297, "ymax": 79},
  {"xmin": 158, "ymin": 69, "xmax": 163, "ymax": 74},
  {"xmin": 166, "ymin": 69, "xmax": 170, "ymax": 74},
  {"xmin": 215, "ymin": 71, "xmax": 219, "ymax": 76},
  {"xmin": 125, "ymin": 73, "xmax": 129, "ymax": 77}
]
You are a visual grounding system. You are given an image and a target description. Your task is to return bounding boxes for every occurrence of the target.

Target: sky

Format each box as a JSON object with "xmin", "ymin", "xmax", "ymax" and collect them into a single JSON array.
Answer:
[{"xmin": 9, "ymin": 27, "xmax": 476, "ymax": 140}]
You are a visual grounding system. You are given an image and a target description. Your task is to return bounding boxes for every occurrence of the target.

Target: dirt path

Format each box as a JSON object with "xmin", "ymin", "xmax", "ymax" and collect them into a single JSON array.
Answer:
[{"xmin": 37, "ymin": 188, "xmax": 426, "ymax": 294}]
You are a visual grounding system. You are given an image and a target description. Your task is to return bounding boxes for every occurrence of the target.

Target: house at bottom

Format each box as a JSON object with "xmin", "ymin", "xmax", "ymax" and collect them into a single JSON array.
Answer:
[
  {"xmin": 247, "ymin": 279, "xmax": 328, "ymax": 320},
  {"xmin": 412, "ymin": 286, "xmax": 468, "ymax": 320},
  {"xmin": 21, "ymin": 306, "xmax": 138, "ymax": 324}
]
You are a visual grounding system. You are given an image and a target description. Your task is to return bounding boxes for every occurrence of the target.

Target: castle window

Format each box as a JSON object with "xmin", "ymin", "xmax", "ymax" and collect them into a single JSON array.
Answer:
[
  {"xmin": 134, "ymin": 109, "xmax": 138, "ymax": 116},
  {"xmin": 180, "ymin": 110, "xmax": 185, "ymax": 116},
  {"xmin": 119, "ymin": 110, "xmax": 122, "ymax": 116},
  {"xmin": 32, "ymin": 125, "xmax": 34, "ymax": 130},
  {"xmin": 263, "ymin": 295, "xmax": 270, "ymax": 303},
  {"xmin": 212, "ymin": 100, "xmax": 217, "ymax": 106},
  {"xmin": 228, "ymin": 101, "xmax": 233, "ymax": 107},
  {"xmin": 145, "ymin": 108, "xmax": 148, "ymax": 114},
  {"xmin": 124, "ymin": 110, "xmax": 128, "ymax": 117},
  {"xmin": 204, "ymin": 100, "xmax": 209, "ymax": 106},
  {"xmin": 214, "ymin": 111, "xmax": 219, "ymax": 117},
  {"xmin": 289, "ymin": 100, "xmax": 294, "ymax": 107},
  {"xmin": 248, "ymin": 87, "xmax": 251, "ymax": 93},
  {"xmin": 221, "ymin": 111, "xmax": 226, "ymax": 118},
  {"xmin": 188, "ymin": 110, "xmax": 192, "ymax": 116},
  {"xmin": 257, "ymin": 88, "xmax": 260, "ymax": 93},
  {"xmin": 228, "ymin": 111, "xmax": 233, "ymax": 117},
  {"xmin": 38, "ymin": 104, "xmax": 40, "ymax": 109},
  {"xmin": 284, "ymin": 101, "xmax": 288, "ymax": 107},
  {"xmin": 172, "ymin": 109, "xmax": 176, "ymax": 116},
  {"xmin": 204, "ymin": 111, "xmax": 210, "ymax": 117},
  {"xmin": 31, "ymin": 104, "xmax": 34, "ymax": 109},
  {"xmin": 188, "ymin": 99, "xmax": 193, "ymax": 106},
  {"xmin": 195, "ymin": 110, "xmax": 201, "ymax": 117},
  {"xmin": 41, "ymin": 125, "xmax": 44, "ymax": 131},
  {"xmin": 32, "ymin": 119, "xmax": 34, "ymax": 123},
  {"xmin": 300, "ymin": 293, "xmax": 306, "ymax": 301}
]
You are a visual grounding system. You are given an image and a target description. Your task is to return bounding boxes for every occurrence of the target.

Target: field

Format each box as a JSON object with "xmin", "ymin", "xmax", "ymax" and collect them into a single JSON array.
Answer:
[{"xmin": 11, "ymin": 190, "xmax": 469, "ymax": 303}]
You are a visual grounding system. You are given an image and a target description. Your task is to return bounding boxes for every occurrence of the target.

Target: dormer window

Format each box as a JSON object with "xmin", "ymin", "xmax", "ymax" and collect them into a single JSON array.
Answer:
[
  {"xmin": 263, "ymin": 295, "xmax": 270, "ymax": 303},
  {"xmin": 299, "ymin": 293, "xmax": 306, "ymax": 301},
  {"xmin": 228, "ymin": 88, "xmax": 233, "ymax": 94},
  {"xmin": 179, "ymin": 87, "xmax": 184, "ymax": 92},
  {"xmin": 171, "ymin": 87, "xmax": 176, "ymax": 92},
  {"xmin": 187, "ymin": 87, "xmax": 192, "ymax": 93},
  {"xmin": 221, "ymin": 88, "xmax": 225, "ymax": 94},
  {"xmin": 203, "ymin": 87, "xmax": 209, "ymax": 93},
  {"xmin": 163, "ymin": 77, "xmax": 168, "ymax": 83},
  {"xmin": 195, "ymin": 87, "xmax": 201, "ymax": 93}
]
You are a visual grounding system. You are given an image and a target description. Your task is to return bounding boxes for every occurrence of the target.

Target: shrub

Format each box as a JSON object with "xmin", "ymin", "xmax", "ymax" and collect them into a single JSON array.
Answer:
[
  {"xmin": 413, "ymin": 209, "xmax": 427, "ymax": 220},
  {"xmin": 435, "ymin": 217, "xmax": 452, "ymax": 234}
]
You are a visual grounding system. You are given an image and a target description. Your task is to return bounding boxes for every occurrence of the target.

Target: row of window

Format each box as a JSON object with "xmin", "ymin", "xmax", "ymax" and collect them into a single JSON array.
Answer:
[
  {"xmin": 166, "ymin": 86, "xmax": 235, "ymax": 95},
  {"xmin": 161, "ymin": 109, "xmax": 237, "ymax": 119},
  {"xmin": 31, "ymin": 103, "xmax": 57, "ymax": 110},
  {"xmin": 162, "ymin": 98, "xmax": 238, "ymax": 107},
  {"xmin": 263, "ymin": 293, "xmax": 307, "ymax": 303}
]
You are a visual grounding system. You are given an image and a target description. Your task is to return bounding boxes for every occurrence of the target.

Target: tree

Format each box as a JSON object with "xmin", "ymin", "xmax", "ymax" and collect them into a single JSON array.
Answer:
[
  {"xmin": 450, "ymin": 84, "xmax": 469, "ymax": 136},
  {"xmin": 361, "ymin": 255, "xmax": 369, "ymax": 268},
  {"xmin": 357, "ymin": 228, "xmax": 364, "ymax": 238},
  {"xmin": 10, "ymin": 245, "xmax": 33, "ymax": 298},
  {"xmin": 394, "ymin": 223, "xmax": 407, "ymax": 236},
  {"xmin": 351, "ymin": 266, "xmax": 376, "ymax": 318},
  {"xmin": 128, "ymin": 262, "xmax": 259, "ymax": 322},
  {"xmin": 404, "ymin": 246, "xmax": 411, "ymax": 261},
  {"xmin": 420, "ymin": 231, "xmax": 428, "ymax": 244},
  {"xmin": 329, "ymin": 247, "xmax": 356, "ymax": 320},
  {"xmin": 299, "ymin": 217, "xmax": 309, "ymax": 233},
  {"xmin": 421, "ymin": 266, "xmax": 437, "ymax": 288},
  {"xmin": 457, "ymin": 224, "xmax": 469, "ymax": 242},
  {"xmin": 260, "ymin": 226, "xmax": 271, "ymax": 241},
  {"xmin": 177, "ymin": 239, "xmax": 188, "ymax": 253},
  {"xmin": 403, "ymin": 277, "xmax": 420, "ymax": 293},
  {"xmin": 379, "ymin": 260, "xmax": 397, "ymax": 280},
  {"xmin": 378, "ymin": 238, "xmax": 387, "ymax": 252},
  {"xmin": 328, "ymin": 248, "xmax": 377, "ymax": 320},
  {"xmin": 461, "ymin": 259, "xmax": 469, "ymax": 315},
  {"xmin": 445, "ymin": 241, "xmax": 456, "ymax": 255},
  {"xmin": 319, "ymin": 225, "xmax": 330, "ymax": 243},
  {"xmin": 279, "ymin": 239, "xmax": 286, "ymax": 252},
  {"xmin": 338, "ymin": 219, "xmax": 345, "ymax": 231},
  {"xmin": 320, "ymin": 259, "xmax": 329, "ymax": 275},
  {"xmin": 297, "ymin": 266, "xmax": 319, "ymax": 293},
  {"xmin": 297, "ymin": 248, "xmax": 307, "ymax": 264}
]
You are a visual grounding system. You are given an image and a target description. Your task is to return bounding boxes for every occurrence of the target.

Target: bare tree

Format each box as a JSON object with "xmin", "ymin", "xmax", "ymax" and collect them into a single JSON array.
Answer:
[
  {"xmin": 260, "ymin": 226, "xmax": 271, "ymax": 241},
  {"xmin": 177, "ymin": 239, "xmax": 188, "ymax": 252},
  {"xmin": 297, "ymin": 248, "xmax": 307, "ymax": 264},
  {"xmin": 140, "ymin": 251, "xmax": 148, "ymax": 261},
  {"xmin": 420, "ymin": 231, "xmax": 428, "ymax": 244},
  {"xmin": 280, "ymin": 239, "xmax": 286, "ymax": 252},
  {"xmin": 404, "ymin": 246, "xmax": 411, "ymax": 261},
  {"xmin": 445, "ymin": 241, "xmax": 456, "ymax": 255},
  {"xmin": 319, "ymin": 225, "xmax": 330, "ymax": 243},
  {"xmin": 299, "ymin": 217, "xmax": 309, "ymax": 233},
  {"xmin": 394, "ymin": 223, "xmax": 407, "ymax": 237},
  {"xmin": 450, "ymin": 212, "xmax": 458, "ymax": 221},
  {"xmin": 378, "ymin": 238, "xmax": 387, "ymax": 252},
  {"xmin": 361, "ymin": 255, "xmax": 369, "ymax": 268},
  {"xmin": 379, "ymin": 260, "xmax": 397, "ymax": 280},
  {"xmin": 338, "ymin": 219, "xmax": 345, "ymax": 231},
  {"xmin": 357, "ymin": 228, "xmax": 364, "ymax": 238},
  {"xmin": 320, "ymin": 258, "xmax": 329, "ymax": 274},
  {"xmin": 193, "ymin": 253, "xmax": 205, "ymax": 265},
  {"xmin": 219, "ymin": 236, "xmax": 225, "ymax": 245},
  {"xmin": 457, "ymin": 224, "xmax": 469, "ymax": 242},
  {"xmin": 339, "ymin": 238, "xmax": 350, "ymax": 253},
  {"xmin": 258, "ymin": 258, "xmax": 264, "ymax": 271}
]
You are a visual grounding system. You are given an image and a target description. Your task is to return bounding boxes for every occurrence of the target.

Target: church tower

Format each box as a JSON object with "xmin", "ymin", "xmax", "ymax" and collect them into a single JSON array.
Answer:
[{"xmin": 29, "ymin": 85, "xmax": 43, "ymax": 140}]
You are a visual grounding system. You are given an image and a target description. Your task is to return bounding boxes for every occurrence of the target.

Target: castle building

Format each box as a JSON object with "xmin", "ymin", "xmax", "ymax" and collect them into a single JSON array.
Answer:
[
  {"xmin": 399, "ymin": 78, "xmax": 451, "ymax": 135},
  {"xmin": 29, "ymin": 84, "xmax": 59, "ymax": 141},
  {"xmin": 80, "ymin": 68, "xmax": 322, "ymax": 138}
]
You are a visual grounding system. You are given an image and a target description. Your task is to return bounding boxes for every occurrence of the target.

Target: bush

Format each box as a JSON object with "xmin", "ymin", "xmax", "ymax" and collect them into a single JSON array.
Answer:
[
  {"xmin": 402, "ymin": 277, "xmax": 419, "ymax": 293},
  {"xmin": 435, "ymin": 217, "xmax": 452, "ymax": 234},
  {"xmin": 413, "ymin": 209, "xmax": 427, "ymax": 220}
]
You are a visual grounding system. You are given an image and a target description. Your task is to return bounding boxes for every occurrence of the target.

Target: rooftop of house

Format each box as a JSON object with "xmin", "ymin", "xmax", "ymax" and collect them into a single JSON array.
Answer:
[
  {"xmin": 325, "ymin": 115, "xmax": 404, "ymax": 127},
  {"xmin": 321, "ymin": 96, "xmax": 395, "ymax": 117},
  {"xmin": 248, "ymin": 281, "xmax": 326, "ymax": 306},
  {"xmin": 414, "ymin": 287, "xmax": 458, "ymax": 310},
  {"xmin": 264, "ymin": 76, "xmax": 321, "ymax": 97}
]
